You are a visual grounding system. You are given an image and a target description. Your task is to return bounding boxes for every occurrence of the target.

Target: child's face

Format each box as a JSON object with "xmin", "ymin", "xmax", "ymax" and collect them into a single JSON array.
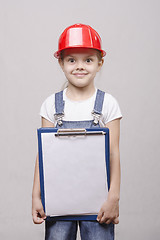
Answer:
[{"xmin": 59, "ymin": 48, "xmax": 103, "ymax": 89}]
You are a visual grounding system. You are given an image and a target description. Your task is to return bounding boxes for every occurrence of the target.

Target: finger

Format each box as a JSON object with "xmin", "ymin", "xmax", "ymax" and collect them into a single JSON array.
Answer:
[
  {"xmin": 105, "ymin": 219, "xmax": 112, "ymax": 224},
  {"xmin": 97, "ymin": 211, "xmax": 103, "ymax": 222},
  {"xmin": 112, "ymin": 217, "xmax": 119, "ymax": 224},
  {"xmin": 32, "ymin": 211, "xmax": 45, "ymax": 224},
  {"xmin": 99, "ymin": 214, "xmax": 108, "ymax": 224},
  {"xmin": 39, "ymin": 208, "xmax": 46, "ymax": 220}
]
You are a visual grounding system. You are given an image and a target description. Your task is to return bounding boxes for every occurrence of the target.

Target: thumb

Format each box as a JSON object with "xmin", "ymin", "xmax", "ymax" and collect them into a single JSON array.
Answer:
[{"xmin": 39, "ymin": 208, "xmax": 46, "ymax": 220}]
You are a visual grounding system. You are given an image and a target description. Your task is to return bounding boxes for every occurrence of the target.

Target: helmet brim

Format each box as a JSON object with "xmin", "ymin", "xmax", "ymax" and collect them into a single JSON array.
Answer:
[{"xmin": 54, "ymin": 47, "xmax": 106, "ymax": 59}]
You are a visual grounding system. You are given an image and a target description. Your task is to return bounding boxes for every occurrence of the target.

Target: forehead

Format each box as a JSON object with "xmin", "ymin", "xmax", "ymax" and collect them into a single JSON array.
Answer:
[{"xmin": 62, "ymin": 48, "xmax": 98, "ymax": 57}]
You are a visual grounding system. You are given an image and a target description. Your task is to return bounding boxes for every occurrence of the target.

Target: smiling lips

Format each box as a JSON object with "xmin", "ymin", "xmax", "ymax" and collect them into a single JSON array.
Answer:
[{"xmin": 73, "ymin": 73, "xmax": 88, "ymax": 77}]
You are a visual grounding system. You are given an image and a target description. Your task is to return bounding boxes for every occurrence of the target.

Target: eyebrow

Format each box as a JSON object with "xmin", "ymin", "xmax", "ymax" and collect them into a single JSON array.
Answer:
[{"xmin": 86, "ymin": 55, "xmax": 95, "ymax": 58}]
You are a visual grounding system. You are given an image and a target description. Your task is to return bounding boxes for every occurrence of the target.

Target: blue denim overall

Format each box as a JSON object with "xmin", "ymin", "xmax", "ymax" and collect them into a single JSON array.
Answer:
[{"xmin": 45, "ymin": 89, "xmax": 114, "ymax": 240}]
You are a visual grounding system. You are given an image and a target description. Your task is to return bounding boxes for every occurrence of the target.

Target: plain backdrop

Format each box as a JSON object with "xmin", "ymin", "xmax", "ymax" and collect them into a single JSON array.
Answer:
[{"xmin": 0, "ymin": 0, "xmax": 160, "ymax": 239}]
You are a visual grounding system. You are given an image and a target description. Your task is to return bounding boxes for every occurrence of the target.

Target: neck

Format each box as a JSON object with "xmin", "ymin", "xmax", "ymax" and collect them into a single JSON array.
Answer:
[{"xmin": 66, "ymin": 83, "xmax": 96, "ymax": 101}]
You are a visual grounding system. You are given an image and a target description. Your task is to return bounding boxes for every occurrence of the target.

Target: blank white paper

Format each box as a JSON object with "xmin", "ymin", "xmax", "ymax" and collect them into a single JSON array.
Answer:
[{"xmin": 41, "ymin": 132, "xmax": 108, "ymax": 216}]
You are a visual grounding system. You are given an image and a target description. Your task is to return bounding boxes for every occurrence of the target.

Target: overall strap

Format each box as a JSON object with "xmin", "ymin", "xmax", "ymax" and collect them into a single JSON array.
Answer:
[
  {"xmin": 54, "ymin": 90, "xmax": 65, "ymax": 126},
  {"xmin": 92, "ymin": 89, "xmax": 105, "ymax": 125}
]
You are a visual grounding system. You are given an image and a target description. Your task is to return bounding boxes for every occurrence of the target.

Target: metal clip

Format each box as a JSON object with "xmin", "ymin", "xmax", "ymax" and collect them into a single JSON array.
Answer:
[
  {"xmin": 56, "ymin": 128, "xmax": 86, "ymax": 137},
  {"xmin": 92, "ymin": 111, "xmax": 101, "ymax": 125},
  {"xmin": 54, "ymin": 113, "xmax": 64, "ymax": 126},
  {"xmin": 55, "ymin": 128, "xmax": 106, "ymax": 137}
]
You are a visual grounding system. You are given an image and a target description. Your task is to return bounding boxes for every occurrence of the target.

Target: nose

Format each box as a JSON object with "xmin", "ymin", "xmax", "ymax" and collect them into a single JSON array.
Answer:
[{"xmin": 75, "ymin": 60, "xmax": 84, "ymax": 70}]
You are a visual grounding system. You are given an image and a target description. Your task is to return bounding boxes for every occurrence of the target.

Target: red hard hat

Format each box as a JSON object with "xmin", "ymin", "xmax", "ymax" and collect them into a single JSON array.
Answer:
[{"xmin": 54, "ymin": 23, "xmax": 106, "ymax": 58}]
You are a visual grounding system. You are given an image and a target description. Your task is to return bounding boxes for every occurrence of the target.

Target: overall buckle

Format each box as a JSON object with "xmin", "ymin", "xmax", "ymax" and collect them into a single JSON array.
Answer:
[
  {"xmin": 91, "ymin": 111, "xmax": 101, "ymax": 125},
  {"xmin": 54, "ymin": 113, "xmax": 64, "ymax": 126}
]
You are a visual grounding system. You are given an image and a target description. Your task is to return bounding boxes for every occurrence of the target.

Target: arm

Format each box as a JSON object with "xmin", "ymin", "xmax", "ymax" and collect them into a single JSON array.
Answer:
[
  {"xmin": 32, "ymin": 117, "xmax": 55, "ymax": 224},
  {"xmin": 97, "ymin": 118, "xmax": 121, "ymax": 224}
]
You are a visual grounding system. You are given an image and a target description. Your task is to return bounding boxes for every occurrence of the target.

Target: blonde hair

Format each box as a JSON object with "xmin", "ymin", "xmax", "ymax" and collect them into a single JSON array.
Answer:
[{"xmin": 61, "ymin": 81, "xmax": 68, "ymax": 90}]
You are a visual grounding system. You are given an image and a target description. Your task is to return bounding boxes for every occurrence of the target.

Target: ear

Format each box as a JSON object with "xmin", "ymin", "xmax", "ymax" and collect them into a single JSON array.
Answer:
[
  {"xmin": 97, "ymin": 58, "xmax": 104, "ymax": 72},
  {"xmin": 58, "ymin": 58, "xmax": 64, "ymax": 71}
]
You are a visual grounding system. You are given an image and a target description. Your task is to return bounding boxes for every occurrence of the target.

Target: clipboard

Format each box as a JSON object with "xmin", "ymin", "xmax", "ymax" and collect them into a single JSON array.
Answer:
[{"xmin": 37, "ymin": 127, "xmax": 110, "ymax": 221}]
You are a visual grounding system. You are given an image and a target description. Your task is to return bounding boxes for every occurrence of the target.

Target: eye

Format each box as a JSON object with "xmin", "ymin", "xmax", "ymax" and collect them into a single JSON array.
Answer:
[
  {"xmin": 68, "ymin": 58, "xmax": 75, "ymax": 63},
  {"xmin": 86, "ymin": 58, "xmax": 93, "ymax": 63}
]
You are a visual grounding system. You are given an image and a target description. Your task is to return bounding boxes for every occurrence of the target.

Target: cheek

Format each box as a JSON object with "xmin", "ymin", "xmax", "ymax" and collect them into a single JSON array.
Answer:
[
  {"xmin": 63, "ymin": 64, "xmax": 74, "ymax": 73},
  {"xmin": 87, "ymin": 64, "xmax": 99, "ymax": 74}
]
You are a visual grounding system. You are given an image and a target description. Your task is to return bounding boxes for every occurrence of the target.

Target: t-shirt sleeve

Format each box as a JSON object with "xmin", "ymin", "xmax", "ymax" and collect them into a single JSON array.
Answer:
[
  {"xmin": 102, "ymin": 93, "xmax": 122, "ymax": 124},
  {"xmin": 39, "ymin": 94, "xmax": 55, "ymax": 124}
]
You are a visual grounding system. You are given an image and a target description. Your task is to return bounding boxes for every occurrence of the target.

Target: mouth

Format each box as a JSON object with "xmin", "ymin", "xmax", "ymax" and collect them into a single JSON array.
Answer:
[{"xmin": 73, "ymin": 73, "xmax": 88, "ymax": 77}]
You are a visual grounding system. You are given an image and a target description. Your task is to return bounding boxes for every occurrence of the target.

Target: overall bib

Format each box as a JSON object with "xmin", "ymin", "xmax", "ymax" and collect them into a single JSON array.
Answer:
[{"xmin": 45, "ymin": 89, "xmax": 114, "ymax": 240}]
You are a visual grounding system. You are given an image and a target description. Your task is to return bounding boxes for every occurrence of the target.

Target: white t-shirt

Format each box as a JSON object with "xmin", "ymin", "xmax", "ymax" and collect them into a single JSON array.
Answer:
[{"xmin": 39, "ymin": 87, "xmax": 122, "ymax": 127}]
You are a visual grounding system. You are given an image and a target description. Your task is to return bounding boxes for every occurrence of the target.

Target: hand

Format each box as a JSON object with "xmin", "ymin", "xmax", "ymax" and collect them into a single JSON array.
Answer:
[
  {"xmin": 97, "ymin": 194, "xmax": 119, "ymax": 224},
  {"xmin": 32, "ymin": 197, "xmax": 46, "ymax": 224}
]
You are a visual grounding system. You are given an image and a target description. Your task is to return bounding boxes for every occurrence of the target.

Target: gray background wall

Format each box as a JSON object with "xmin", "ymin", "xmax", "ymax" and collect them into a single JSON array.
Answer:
[{"xmin": 0, "ymin": 0, "xmax": 160, "ymax": 239}]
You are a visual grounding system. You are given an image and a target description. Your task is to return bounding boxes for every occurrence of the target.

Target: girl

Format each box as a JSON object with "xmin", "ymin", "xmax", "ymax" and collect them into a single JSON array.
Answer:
[{"xmin": 32, "ymin": 23, "xmax": 122, "ymax": 240}]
